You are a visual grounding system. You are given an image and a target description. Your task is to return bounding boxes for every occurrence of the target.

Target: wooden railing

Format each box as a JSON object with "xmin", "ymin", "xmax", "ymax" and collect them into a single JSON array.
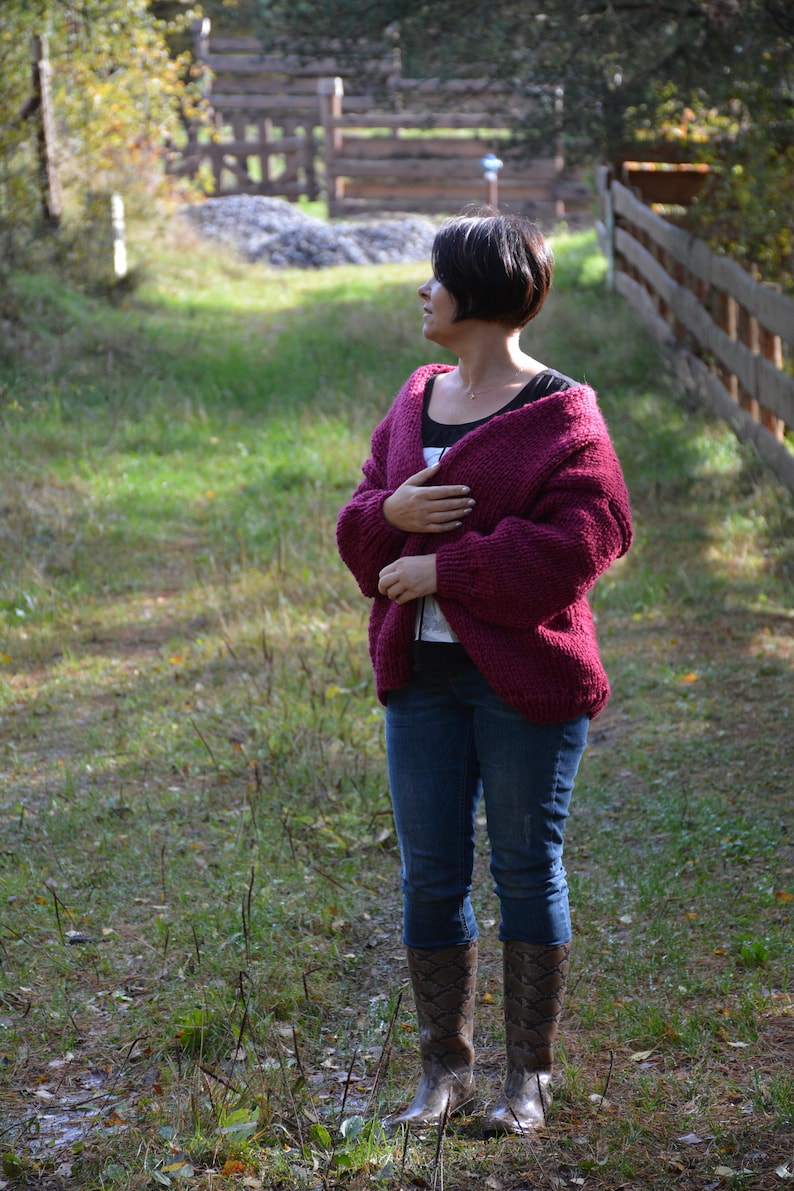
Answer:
[
  {"xmin": 166, "ymin": 23, "xmax": 382, "ymax": 200},
  {"xmin": 597, "ymin": 168, "xmax": 794, "ymax": 490},
  {"xmin": 318, "ymin": 77, "xmax": 589, "ymax": 220}
]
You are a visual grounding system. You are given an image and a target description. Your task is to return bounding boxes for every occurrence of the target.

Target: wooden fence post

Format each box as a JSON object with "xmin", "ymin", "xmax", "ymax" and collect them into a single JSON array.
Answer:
[
  {"xmin": 318, "ymin": 77, "xmax": 344, "ymax": 204},
  {"xmin": 595, "ymin": 169, "xmax": 614, "ymax": 291},
  {"xmin": 738, "ymin": 309, "xmax": 761, "ymax": 420},
  {"xmin": 759, "ymin": 324, "xmax": 786, "ymax": 441},
  {"xmin": 32, "ymin": 34, "xmax": 62, "ymax": 226},
  {"xmin": 717, "ymin": 290, "xmax": 740, "ymax": 402}
]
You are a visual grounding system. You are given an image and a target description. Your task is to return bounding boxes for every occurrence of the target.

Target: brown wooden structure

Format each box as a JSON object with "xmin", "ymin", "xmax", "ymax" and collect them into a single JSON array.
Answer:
[
  {"xmin": 597, "ymin": 169, "xmax": 794, "ymax": 491},
  {"xmin": 319, "ymin": 77, "xmax": 589, "ymax": 221},
  {"xmin": 170, "ymin": 21, "xmax": 591, "ymax": 223},
  {"xmin": 168, "ymin": 21, "xmax": 399, "ymax": 201}
]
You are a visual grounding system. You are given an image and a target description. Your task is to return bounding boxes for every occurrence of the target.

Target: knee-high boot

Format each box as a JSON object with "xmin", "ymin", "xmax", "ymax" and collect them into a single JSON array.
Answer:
[
  {"xmin": 387, "ymin": 940, "xmax": 477, "ymax": 1129},
  {"xmin": 484, "ymin": 940, "xmax": 570, "ymax": 1136}
]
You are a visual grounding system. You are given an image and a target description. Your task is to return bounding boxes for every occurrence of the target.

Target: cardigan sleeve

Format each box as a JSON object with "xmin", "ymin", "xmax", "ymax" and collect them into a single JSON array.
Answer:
[
  {"xmin": 336, "ymin": 409, "xmax": 410, "ymax": 598},
  {"xmin": 434, "ymin": 439, "xmax": 632, "ymax": 630}
]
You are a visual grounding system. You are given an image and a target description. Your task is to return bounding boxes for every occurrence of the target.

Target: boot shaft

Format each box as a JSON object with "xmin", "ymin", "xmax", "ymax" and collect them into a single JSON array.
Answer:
[
  {"xmin": 502, "ymin": 940, "xmax": 570, "ymax": 1071},
  {"xmin": 406, "ymin": 941, "xmax": 478, "ymax": 1058}
]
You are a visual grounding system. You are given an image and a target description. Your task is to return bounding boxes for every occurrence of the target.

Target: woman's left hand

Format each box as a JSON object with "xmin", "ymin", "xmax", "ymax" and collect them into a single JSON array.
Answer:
[{"xmin": 378, "ymin": 556, "xmax": 437, "ymax": 604}]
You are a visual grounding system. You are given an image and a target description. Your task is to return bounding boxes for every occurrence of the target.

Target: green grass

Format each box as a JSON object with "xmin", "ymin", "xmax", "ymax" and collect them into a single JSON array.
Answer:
[{"xmin": 0, "ymin": 222, "xmax": 792, "ymax": 1190}]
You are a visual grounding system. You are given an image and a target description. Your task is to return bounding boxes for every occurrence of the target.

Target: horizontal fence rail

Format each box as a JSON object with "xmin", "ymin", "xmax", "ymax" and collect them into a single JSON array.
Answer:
[{"xmin": 597, "ymin": 169, "xmax": 794, "ymax": 490}]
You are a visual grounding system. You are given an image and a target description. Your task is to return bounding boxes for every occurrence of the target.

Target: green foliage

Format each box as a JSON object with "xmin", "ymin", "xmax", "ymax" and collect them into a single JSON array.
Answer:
[
  {"xmin": 0, "ymin": 0, "xmax": 205, "ymax": 274},
  {"xmin": 257, "ymin": 0, "xmax": 794, "ymax": 283},
  {"xmin": 686, "ymin": 82, "xmax": 794, "ymax": 293},
  {"xmin": 257, "ymin": 0, "xmax": 793, "ymax": 159}
]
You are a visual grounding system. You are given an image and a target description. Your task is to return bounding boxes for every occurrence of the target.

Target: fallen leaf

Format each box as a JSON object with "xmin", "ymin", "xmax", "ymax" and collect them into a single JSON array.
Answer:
[
  {"xmin": 222, "ymin": 1159, "xmax": 245, "ymax": 1176},
  {"xmin": 775, "ymin": 891, "xmax": 793, "ymax": 903},
  {"xmin": 629, "ymin": 1048, "xmax": 656, "ymax": 1062}
]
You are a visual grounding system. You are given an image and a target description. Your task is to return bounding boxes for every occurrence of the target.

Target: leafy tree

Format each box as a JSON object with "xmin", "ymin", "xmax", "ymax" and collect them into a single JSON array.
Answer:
[
  {"xmin": 256, "ymin": 0, "xmax": 793, "ymax": 286},
  {"xmin": 257, "ymin": 0, "xmax": 792, "ymax": 164},
  {"xmin": 0, "ymin": 0, "xmax": 204, "ymax": 271}
]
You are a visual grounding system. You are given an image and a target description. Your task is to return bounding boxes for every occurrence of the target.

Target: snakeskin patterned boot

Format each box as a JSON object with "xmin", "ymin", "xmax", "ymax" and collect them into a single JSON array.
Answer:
[
  {"xmin": 387, "ymin": 940, "xmax": 478, "ymax": 1129},
  {"xmin": 484, "ymin": 940, "xmax": 570, "ymax": 1136}
]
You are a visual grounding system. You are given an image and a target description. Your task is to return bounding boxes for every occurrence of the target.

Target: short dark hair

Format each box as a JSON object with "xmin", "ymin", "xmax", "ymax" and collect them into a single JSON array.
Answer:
[{"xmin": 431, "ymin": 211, "xmax": 554, "ymax": 328}]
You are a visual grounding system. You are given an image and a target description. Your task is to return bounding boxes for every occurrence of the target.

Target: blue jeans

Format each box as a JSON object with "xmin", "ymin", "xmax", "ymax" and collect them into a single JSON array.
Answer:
[{"xmin": 385, "ymin": 669, "xmax": 589, "ymax": 950}]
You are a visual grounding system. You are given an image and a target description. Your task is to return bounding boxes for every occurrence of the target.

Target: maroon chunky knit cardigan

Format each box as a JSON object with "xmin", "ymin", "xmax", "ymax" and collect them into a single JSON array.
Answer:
[{"xmin": 337, "ymin": 364, "xmax": 633, "ymax": 722}]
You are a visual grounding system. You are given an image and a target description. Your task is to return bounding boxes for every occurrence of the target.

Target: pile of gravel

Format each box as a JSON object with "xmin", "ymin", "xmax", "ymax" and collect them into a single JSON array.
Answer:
[{"xmin": 184, "ymin": 195, "xmax": 437, "ymax": 269}]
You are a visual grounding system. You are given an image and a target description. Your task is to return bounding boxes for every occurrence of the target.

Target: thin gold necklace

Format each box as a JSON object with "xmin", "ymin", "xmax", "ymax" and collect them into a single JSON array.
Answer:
[{"xmin": 463, "ymin": 367, "xmax": 523, "ymax": 401}]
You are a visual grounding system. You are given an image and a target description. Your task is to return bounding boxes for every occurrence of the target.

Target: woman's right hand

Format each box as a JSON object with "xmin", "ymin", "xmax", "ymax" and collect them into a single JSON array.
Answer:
[{"xmin": 382, "ymin": 463, "xmax": 475, "ymax": 534}]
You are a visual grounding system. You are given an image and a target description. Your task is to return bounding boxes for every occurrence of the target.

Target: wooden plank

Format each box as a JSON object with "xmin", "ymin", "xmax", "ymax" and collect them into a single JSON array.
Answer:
[
  {"xmin": 618, "ymin": 241, "xmax": 794, "ymax": 422},
  {"xmin": 338, "ymin": 179, "xmax": 552, "ymax": 201},
  {"xmin": 201, "ymin": 136, "xmax": 307, "ymax": 154},
  {"xmin": 757, "ymin": 356, "xmax": 794, "ymax": 426},
  {"xmin": 210, "ymin": 93, "xmax": 322, "ymax": 114},
  {"xmin": 215, "ymin": 182, "xmax": 306, "ymax": 198},
  {"xmin": 327, "ymin": 112, "xmax": 517, "ymax": 130},
  {"xmin": 753, "ymin": 285, "xmax": 794, "ymax": 344},
  {"xmin": 671, "ymin": 285, "xmax": 720, "ymax": 354},
  {"xmin": 329, "ymin": 157, "xmax": 558, "ymax": 181},
  {"xmin": 614, "ymin": 271, "xmax": 676, "ymax": 348},
  {"xmin": 209, "ymin": 92, "xmax": 376, "ymax": 115},
  {"xmin": 612, "ymin": 179, "xmax": 794, "ymax": 340},
  {"xmin": 335, "ymin": 137, "xmax": 534, "ymax": 162},
  {"xmin": 203, "ymin": 52, "xmax": 396, "ymax": 76},
  {"xmin": 329, "ymin": 196, "xmax": 563, "ymax": 219},
  {"xmin": 614, "ymin": 228, "xmax": 676, "ymax": 306},
  {"xmin": 210, "ymin": 76, "xmax": 346, "ymax": 97},
  {"xmin": 618, "ymin": 268, "xmax": 794, "ymax": 490},
  {"xmin": 206, "ymin": 36, "xmax": 263, "ymax": 53},
  {"xmin": 340, "ymin": 141, "xmax": 560, "ymax": 176}
]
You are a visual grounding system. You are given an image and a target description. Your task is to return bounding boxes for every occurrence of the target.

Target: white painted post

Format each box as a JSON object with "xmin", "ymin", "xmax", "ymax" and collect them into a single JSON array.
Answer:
[{"xmin": 111, "ymin": 193, "xmax": 127, "ymax": 279}]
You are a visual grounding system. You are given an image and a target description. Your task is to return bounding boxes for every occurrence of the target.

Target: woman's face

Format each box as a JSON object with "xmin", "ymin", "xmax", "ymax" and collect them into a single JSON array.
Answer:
[{"xmin": 418, "ymin": 275, "xmax": 459, "ymax": 347}]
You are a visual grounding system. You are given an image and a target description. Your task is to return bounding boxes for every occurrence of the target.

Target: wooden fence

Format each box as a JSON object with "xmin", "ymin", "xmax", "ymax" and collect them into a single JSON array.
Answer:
[
  {"xmin": 319, "ymin": 77, "xmax": 589, "ymax": 220},
  {"xmin": 597, "ymin": 168, "xmax": 794, "ymax": 490},
  {"xmin": 167, "ymin": 22, "xmax": 402, "ymax": 200},
  {"xmin": 170, "ymin": 21, "xmax": 590, "ymax": 223}
]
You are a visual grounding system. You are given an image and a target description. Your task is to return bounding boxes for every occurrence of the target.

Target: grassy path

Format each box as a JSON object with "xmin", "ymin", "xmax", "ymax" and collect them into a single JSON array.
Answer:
[{"xmin": 0, "ymin": 226, "xmax": 792, "ymax": 1190}]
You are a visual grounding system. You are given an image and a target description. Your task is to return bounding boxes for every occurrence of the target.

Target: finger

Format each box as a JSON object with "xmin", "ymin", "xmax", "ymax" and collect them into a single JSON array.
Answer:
[
  {"xmin": 379, "ymin": 572, "xmax": 404, "ymax": 597},
  {"xmin": 424, "ymin": 485, "xmax": 472, "ymax": 501},
  {"xmin": 404, "ymin": 463, "xmax": 442, "ymax": 486},
  {"xmin": 425, "ymin": 497, "xmax": 474, "ymax": 514}
]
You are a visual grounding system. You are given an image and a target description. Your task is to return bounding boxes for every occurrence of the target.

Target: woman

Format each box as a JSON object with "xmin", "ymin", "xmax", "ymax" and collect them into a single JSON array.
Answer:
[{"xmin": 336, "ymin": 211, "xmax": 632, "ymax": 1135}]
